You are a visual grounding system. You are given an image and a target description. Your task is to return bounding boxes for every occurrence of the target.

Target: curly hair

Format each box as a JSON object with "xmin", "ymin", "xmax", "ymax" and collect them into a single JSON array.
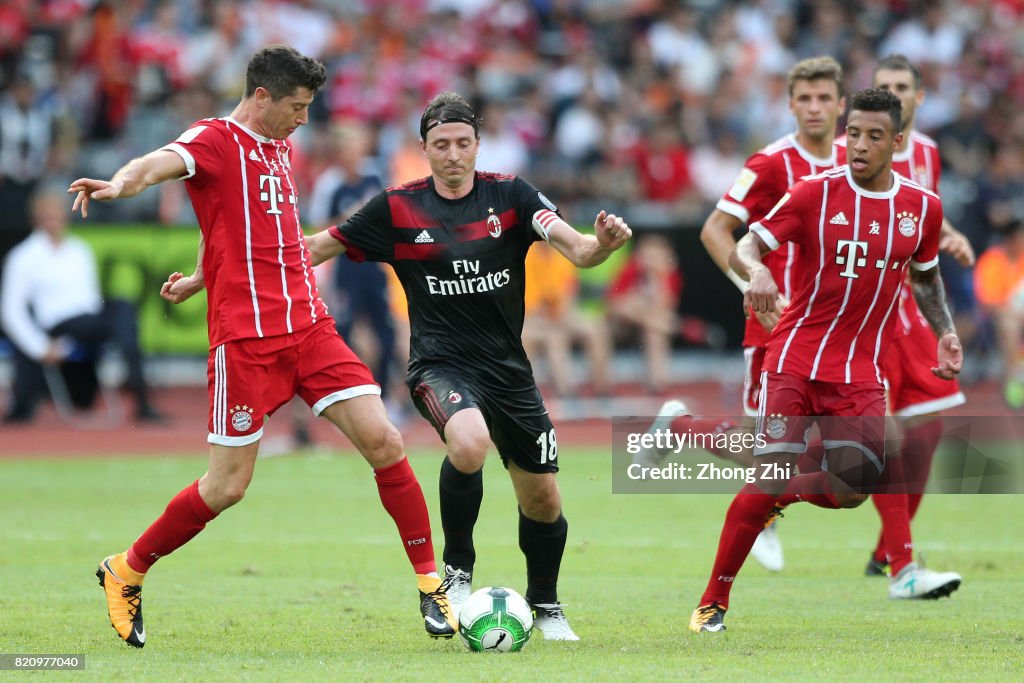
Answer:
[{"xmin": 849, "ymin": 88, "xmax": 902, "ymax": 133}]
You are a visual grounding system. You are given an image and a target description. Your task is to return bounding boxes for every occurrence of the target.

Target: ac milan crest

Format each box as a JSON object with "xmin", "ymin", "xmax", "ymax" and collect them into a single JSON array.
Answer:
[{"xmin": 487, "ymin": 207, "xmax": 502, "ymax": 238}]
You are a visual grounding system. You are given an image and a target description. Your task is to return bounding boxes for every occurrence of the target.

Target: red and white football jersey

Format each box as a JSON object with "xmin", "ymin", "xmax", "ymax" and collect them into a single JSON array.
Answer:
[
  {"xmin": 162, "ymin": 118, "xmax": 328, "ymax": 347},
  {"xmin": 717, "ymin": 134, "xmax": 841, "ymax": 348},
  {"xmin": 752, "ymin": 166, "xmax": 943, "ymax": 384},
  {"xmin": 839, "ymin": 130, "xmax": 944, "ymax": 339}
]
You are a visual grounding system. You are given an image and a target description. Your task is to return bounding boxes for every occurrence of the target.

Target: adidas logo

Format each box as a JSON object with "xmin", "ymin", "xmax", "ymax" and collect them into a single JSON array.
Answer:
[
  {"xmin": 414, "ymin": 230, "xmax": 434, "ymax": 244},
  {"xmin": 829, "ymin": 211, "xmax": 849, "ymax": 225},
  {"xmin": 249, "ymin": 149, "xmax": 259, "ymax": 162}
]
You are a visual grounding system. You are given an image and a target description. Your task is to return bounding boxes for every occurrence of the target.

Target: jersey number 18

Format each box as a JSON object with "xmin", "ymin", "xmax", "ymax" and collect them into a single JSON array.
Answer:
[{"xmin": 536, "ymin": 428, "xmax": 558, "ymax": 464}]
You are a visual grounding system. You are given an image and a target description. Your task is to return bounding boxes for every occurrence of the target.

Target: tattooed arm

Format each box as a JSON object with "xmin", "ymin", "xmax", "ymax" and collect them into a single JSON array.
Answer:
[{"xmin": 910, "ymin": 265, "xmax": 962, "ymax": 380}]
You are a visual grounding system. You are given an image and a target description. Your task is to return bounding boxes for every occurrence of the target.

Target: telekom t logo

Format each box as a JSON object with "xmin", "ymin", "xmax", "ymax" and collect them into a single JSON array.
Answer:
[
  {"xmin": 259, "ymin": 174, "xmax": 295, "ymax": 215},
  {"xmin": 835, "ymin": 239, "xmax": 869, "ymax": 278}
]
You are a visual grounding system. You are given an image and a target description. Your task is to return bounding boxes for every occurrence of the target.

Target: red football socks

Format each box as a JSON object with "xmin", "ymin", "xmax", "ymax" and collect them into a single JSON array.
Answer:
[
  {"xmin": 127, "ymin": 479, "xmax": 218, "ymax": 573},
  {"xmin": 374, "ymin": 457, "xmax": 437, "ymax": 575},
  {"xmin": 904, "ymin": 419, "xmax": 943, "ymax": 519},
  {"xmin": 700, "ymin": 484, "xmax": 777, "ymax": 609},
  {"xmin": 871, "ymin": 418, "xmax": 943, "ymax": 566},
  {"xmin": 872, "ymin": 491, "xmax": 913, "ymax": 574}
]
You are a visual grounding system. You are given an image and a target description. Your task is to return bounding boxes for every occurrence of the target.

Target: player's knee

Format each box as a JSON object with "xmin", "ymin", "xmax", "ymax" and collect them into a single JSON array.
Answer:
[
  {"xmin": 447, "ymin": 428, "xmax": 490, "ymax": 472},
  {"xmin": 518, "ymin": 482, "xmax": 562, "ymax": 522},
  {"xmin": 520, "ymin": 495, "xmax": 561, "ymax": 523},
  {"xmin": 359, "ymin": 423, "xmax": 405, "ymax": 468},
  {"xmin": 220, "ymin": 483, "xmax": 247, "ymax": 508},
  {"xmin": 201, "ymin": 478, "xmax": 248, "ymax": 512}
]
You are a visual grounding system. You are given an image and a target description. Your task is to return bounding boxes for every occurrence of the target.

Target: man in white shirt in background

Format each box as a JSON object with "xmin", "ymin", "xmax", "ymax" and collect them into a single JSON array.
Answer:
[{"xmin": 1, "ymin": 187, "xmax": 161, "ymax": 423}]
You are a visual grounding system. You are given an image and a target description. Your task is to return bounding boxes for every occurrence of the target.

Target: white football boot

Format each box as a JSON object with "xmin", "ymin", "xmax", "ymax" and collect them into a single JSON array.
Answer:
[
  {"xmin": 888, "ymin": 562, "xmax": 962, "ymax": 599},
  {"xmin": 531, "ymin": 602, "xmax": 580, "ymax": 641},
  {"xmin": 632, "ymin": 400, "xmax": 691, "ymax": 467},
  {"xmin": 749, "ymin": 521, "xmax": 784, "ymax": 572},
  {"xmin": 442, "ymin": 564, "xmax": 473, "ymax": 620}
]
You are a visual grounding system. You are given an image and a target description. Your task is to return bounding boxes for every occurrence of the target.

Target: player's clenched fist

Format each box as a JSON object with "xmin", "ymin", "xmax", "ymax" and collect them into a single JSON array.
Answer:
[
  {"xmin": 743, "ymin": 267, "xmax": 779, "ymax": 316},
  {"xmin": 594, "ymin": 210, "xmax": 632, "ymax": 250},
  {"xmin": 932, "ymin": 332, "xmax": 963, "ymax": 380},
  {"xmin": 160, "ymin": 271, "xmax": 204, "ymax": 304}
]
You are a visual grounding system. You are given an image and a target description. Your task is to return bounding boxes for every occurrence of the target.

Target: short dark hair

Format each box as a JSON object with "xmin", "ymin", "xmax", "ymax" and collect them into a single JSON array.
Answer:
[
  {"xmin": 874, "ymin": 54, "xmax": 922, "ymax": 90},
  {"xmin": 788, "ymin": 55, "xmax": 844, "ymax": 98},
  {"xmin": 849, "ymin": 88, "xmax": 902, "ymax": 133},
  {"xmin": 244, "ymin": 44, "xmax": 327, "ymax": 100},
  {"xmin": 419, "ymin": 92, "xmax": 480, "ymax": 140}
]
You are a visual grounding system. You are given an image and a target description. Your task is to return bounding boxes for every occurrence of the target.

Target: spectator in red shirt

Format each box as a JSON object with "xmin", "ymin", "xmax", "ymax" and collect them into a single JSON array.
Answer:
[
  {"xmin": 607, "ymin": 234, "xmax": 683, "ymax": 393},
  {"xmin": 632, "ymin": 117, "xmax": 697, "ymax": 203}
]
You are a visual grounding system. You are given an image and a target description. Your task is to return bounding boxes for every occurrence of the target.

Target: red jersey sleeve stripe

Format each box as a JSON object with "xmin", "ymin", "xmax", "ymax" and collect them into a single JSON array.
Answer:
[{"xmin": 328, "ymin": 225, "xmax": 367, "ymax": 262}]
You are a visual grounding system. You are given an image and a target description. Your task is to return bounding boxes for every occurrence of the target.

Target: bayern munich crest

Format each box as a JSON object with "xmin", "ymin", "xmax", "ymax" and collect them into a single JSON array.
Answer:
[
  {"xmin": 230, "ymin": 405, "xmax": 254, "ymax": 432},
  {"xmin": 765, "ymin": 413, "xmax": 788, "ymax": 440},
  {"xmin": 897, "ymin": 211, "xmax": 918, "ymax": 237},
  {"xmin": 487, "ymin": 207, "xmax": 502, "ymax": 238},
  {"xmin": 448, "ymin": 392, "xmax": 463, "ymax": 404}
]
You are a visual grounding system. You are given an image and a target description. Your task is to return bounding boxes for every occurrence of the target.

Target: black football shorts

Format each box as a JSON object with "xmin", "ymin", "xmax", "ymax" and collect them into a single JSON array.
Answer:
[{"xmin": 408, "ymin": 366, "xmax": 558, "ymax": 474}]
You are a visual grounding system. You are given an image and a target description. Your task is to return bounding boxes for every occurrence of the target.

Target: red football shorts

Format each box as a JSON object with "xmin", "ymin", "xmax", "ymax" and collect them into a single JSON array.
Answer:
[
  {"xmin": 755, "ymin": 371, "xmax": 887, "ymax": 470},
  {"xmin": 883, "ymin": 317, "xmax": 965, "ymax": 417},
  {"xmin": 743, "ymin": 346, "xmax": 766, "ymax": 416},
  {"xmin": 207, "ymin": 320, "xmax": 378, "ymax": 446}
]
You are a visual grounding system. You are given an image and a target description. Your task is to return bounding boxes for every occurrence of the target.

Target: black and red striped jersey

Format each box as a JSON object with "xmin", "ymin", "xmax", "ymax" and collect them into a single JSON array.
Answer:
[{"xmin": 330, "ymin": 172, "xmax": 556, "ymax": 384}]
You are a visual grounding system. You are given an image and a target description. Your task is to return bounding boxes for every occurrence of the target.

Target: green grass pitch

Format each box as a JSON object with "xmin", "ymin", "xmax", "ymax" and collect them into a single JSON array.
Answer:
[{"xmin": 1, "ymin": 449, "xmax": 1021, "ymax": 681}]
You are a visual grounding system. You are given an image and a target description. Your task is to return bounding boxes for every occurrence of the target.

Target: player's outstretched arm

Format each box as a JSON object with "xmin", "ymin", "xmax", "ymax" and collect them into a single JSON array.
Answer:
[
  {"xmin": 161, "ymin": 234, "xmax": 206, "ymax": 304},
  {"xmin": 938, "ymin": 218, "xmax": 976, "ymax": 267},
  {"xmin": 68, "ymin": 149, "xmax": 187, "ymax": 218},
  {"xmin": 306, "ymin": 228, "xmax": 348, "ymax": 266},
  {"xmin": 547, "ymin": 210, "xmax": 631, "ymax": 268},
  {"xmin": 909, "ymin": 265, "xmax": 962, "ymax": 379},
  {"xmin": 730, "ymin": 232, "xmax": 777, "ymax": 316}
]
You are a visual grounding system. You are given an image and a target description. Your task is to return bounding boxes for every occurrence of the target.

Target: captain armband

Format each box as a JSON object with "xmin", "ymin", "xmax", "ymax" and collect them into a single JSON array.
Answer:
[{"xmin": 532, "ymin": 209, "xmax": 560, "ymax": 241}]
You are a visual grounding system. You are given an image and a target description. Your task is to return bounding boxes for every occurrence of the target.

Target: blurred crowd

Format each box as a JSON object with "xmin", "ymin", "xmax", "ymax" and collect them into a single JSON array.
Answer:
[{"xmin": 2, "ymin": 0, "xmax": 1024, "ymax": 410}]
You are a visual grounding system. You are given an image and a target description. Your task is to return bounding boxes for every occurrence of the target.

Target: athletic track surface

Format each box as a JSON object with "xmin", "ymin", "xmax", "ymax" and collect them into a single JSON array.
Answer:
[{"xmin": 0, "ymin": 381, "xmax": 1014, "ymax": 458}]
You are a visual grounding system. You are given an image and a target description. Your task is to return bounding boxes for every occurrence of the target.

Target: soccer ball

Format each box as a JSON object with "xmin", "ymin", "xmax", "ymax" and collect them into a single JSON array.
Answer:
[{"xmin": 458, "ymin": 586, "xmax": 533, "ymax": 652}]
